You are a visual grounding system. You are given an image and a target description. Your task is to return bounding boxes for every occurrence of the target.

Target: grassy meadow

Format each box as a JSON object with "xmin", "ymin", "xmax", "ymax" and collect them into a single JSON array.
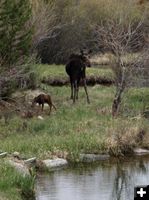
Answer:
[
  {"xmin": 0, "ymin": 64, "xmax": 149, "ymax": 159},
  {"xmin": 0, "ymin": 64, "xmax": 149, "ymax": 200},
  {"xmin": 1, "ymin": 0, "xmax": 149, "ymax": 199}
]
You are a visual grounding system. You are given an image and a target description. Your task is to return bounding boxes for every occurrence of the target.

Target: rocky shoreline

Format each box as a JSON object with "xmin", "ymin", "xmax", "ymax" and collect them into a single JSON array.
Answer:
[{"xmin": 1, "ymin": 148, "xmax": 149, "ymax": 176}]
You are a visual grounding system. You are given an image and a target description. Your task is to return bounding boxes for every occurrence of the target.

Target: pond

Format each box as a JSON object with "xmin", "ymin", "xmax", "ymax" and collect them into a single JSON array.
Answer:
[{"xmin": 35, "ymin": 155, "xmax": 149, "ymax": 200}]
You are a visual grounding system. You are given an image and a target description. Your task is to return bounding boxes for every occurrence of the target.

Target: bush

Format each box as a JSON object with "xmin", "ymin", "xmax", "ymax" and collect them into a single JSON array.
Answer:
[{"xmin": 0, "ymin": 63, "xmax": 37, "ymax": 99}]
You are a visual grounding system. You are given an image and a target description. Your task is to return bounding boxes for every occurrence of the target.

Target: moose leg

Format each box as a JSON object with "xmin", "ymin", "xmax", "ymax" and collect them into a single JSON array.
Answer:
[
  {"xmin": 38, "ymin": 103, "xmax": 41, "ymax": 114},
  {"xmin": 71, "ymin": 84, "xmax": 73, "ymax": 99},
  {"xmin": 73, "ymin": 80, "xmax": 77, "ymax": 103},
  {"xmin": 41, "ymin": 103, "xmax": 44, "ymax": 111},
  {"xmin": 76, "ymin": 86, "xmax": 79, "ymax": 100},
  {"xmin": 48, "ymin": 103, "xmax": 56, "ymax": 115},
  {"xmin": 52, "ymin": 103, "xmax": 57, "ymax": 110},
  {"xmin": 76, "ymin": 79, "xmax": 80, "ymax": 100},
  {"xmin": 83, "ymin": 78, "xmax": 90, "ymax": 104},
  {"xmin": 70, "ymin": 79, "xmax": 74, "ymax": 99},
  {"xmin": 49, "ymin": 105, "xmax": 52, "ymax": 115}
]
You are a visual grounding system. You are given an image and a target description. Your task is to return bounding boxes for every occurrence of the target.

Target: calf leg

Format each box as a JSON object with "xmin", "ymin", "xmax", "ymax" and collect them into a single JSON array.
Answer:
[
  {"xmin": 38, "ymin": 103, "xmax": 42, "ymax": 113},
  {"xmin": 83, "ymin": 78, "xmax": 90, "ymax": 104},
  {"xmin": 41, "ymin": 103, "xmax": 44, "ymax": 111},
  {"xmin": 49, "ymin": 105, "xmax": 52, "ymax": 114},
  {"xmin": 48, "ymin": 103, "xmax": 56, "ymax": 113},
  {"xmin": 52, "ymin": 103, "xmax": 57, "ymax": 110}
]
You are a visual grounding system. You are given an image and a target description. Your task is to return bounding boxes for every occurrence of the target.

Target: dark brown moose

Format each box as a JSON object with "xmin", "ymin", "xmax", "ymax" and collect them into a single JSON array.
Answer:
[{"xmin": 65, "ymin": 50, "xmax": 91, "ymax": 103}]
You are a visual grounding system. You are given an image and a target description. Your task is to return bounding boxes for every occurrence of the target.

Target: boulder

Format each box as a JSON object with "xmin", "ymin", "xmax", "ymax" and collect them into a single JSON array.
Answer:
[
  {"xmin": 8, "ymin": 160, "xmax": 30, "ymax": 176},
  {"xmin": 42, "ymin": 158, "xmax": 68, "ymax": 171},
  {"xmin": 79, "ymin": 154, "xmax": 110, "ymax": 163},
  {"xmin": 37, "ymin": 116, "xmax": 44, "ymax": 120},
  {"xmin": 0, "ymin": 152, "xmax": 8, "ymax": 158},
  {"xmin": 24, "ymin": 157, "xmax": 36, "ymax": 167},
  {"xmin": 133, "ymin": 148, "xmax": 149, "ymax": 155}
]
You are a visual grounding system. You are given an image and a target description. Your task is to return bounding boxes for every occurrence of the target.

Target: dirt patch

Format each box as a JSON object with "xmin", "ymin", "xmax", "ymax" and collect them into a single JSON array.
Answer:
[{"xmin": 42, "ymin": 76, "xmax": 114, "ymax": 86}]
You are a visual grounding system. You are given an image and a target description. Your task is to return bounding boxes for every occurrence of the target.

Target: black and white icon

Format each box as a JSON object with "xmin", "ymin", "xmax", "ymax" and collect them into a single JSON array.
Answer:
[{"xmin": 134, "ymin": 185, "xmax": 149, "ymax": 200}]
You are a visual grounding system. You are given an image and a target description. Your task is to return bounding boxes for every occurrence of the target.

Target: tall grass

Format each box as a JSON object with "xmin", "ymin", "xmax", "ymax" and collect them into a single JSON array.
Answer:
[
  {"xmin": 0, "ymin": 86, "xmax": 148, "ymax": 160},
  {"xmin": 0, "ymin": 162, "xmax": 35, "ymax": 200}
]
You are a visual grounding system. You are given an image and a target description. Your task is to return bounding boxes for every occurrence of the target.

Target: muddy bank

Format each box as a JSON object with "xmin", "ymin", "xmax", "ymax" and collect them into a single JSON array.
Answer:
[{"xmin": 42, "ymin": 76, "xmax": 114, "ymax": 86}]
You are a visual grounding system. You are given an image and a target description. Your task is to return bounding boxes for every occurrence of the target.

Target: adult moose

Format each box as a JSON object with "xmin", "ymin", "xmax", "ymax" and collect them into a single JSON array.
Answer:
[{"xmin": 65, "ymin": 50, "xmax": 91, "ymax": 103}]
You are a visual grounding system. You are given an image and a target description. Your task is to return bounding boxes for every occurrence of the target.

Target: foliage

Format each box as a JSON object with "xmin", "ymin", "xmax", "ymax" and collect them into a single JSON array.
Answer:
[
  {"xmin": 0, "ymin": 58, "xmax": 37, "ymax": 98},
  {"xmin": 36, "ymin": 0, "xmax": 149, "ymax": 64},
  {"xmin": 93, "ymin": 1, "xmax": 149, "ymax": 116},
  {"xmin": 29, "ymin": 0, "xmax": 56, "ymax": 51},
  {"xmin": 0, "ymin": 0, "xmax": 32, "ymax": 67}
]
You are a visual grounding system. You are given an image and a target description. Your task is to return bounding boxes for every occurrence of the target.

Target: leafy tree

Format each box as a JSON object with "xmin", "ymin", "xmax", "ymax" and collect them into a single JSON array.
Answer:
[{"xmin": 0, "ymin": 0, "xmax": 32, "ymax": 67}]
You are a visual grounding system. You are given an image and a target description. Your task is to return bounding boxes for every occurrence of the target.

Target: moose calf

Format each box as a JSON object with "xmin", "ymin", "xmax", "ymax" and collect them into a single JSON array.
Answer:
[{"xmin": 32, "ymin": 94, "xmax": 56, "ymax": 113}]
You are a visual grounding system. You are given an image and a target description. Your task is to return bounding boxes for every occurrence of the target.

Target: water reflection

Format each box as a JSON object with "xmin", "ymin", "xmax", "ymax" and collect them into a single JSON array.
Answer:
[
  {"xmin": 36, "ymin": 156, "xmax": 149, "ymax": 200},
  {"xmin": 112, "ymin": 157, "xmax": 149, "ymax": 200}
]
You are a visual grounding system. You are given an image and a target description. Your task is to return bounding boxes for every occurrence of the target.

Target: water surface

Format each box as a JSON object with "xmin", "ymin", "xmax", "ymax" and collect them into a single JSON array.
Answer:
[{"xmin": 36, "ymin": 155, "xmax": 149, "ymax": 200}]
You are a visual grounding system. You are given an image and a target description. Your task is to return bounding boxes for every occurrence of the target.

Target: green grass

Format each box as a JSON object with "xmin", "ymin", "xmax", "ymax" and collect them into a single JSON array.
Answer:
[
  {"xmin": 122, "ymin": 88, "xmax": 149, "ymax": 116},
  {"xmin": 0, "ymin": 162, "xmax": 35, "ymax": 200},
  {"xmin": 31, "ymin": 64, "xmax": 114, "ymax": 80},
  {"xmin": 0, "ymin": 64, "xmax": 149, "ymax": 199},
  {"xmin": 0, "ymin": 85, "xmax": 149, "ymax": 160}
]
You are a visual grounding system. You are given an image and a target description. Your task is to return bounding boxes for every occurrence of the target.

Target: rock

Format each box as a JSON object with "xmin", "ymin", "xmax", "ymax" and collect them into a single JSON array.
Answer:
[
  {"xmin": 42, "ymin": 158, "xmax": 68, "ymax": 171},
  {"xmin": 37, "ymin": 116, "xmax": 44, "ymax": 120},
  {"xmin": 133, "ymin": 148, "xmax": 149, "ymax": 155},
  {"xmin": 79, "ymin": 154, "xmax": 110, "ymax": 163},
  {"xmin": 8, "ymin": 160, "xmax": 30, "ymax": 176},
  {"xmin": 24, "ymin": 157, "xmax": 36, "ymax": 167},
  {"xmin": 0, "ymin": 152, "xmax": 8, "ymax": 158}
]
